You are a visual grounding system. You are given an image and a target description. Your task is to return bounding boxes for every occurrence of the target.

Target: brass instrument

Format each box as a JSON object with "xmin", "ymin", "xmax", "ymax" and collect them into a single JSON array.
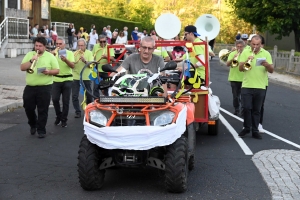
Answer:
[
  {"xmin": 218, "ymin": 49, "xmax": 232, "ymax": 66},
  {"xmin": 243, "ymin": 48, "xmax": 256, "ymax": 71},
  {"xmin": 27, "ymin": 50, "xmax": 39, "ymax": 74},
  {"xmin": 231, "ymin": 51, "xmax": 241, "ymax": 68},
  {"xmin": 74, "ymin": 49, "xmax": 85, "ymax": 64},
  {"xmin": 52, "ymin": 47, "xmax": 60, "ymax": 56},
  {"xmin": 93, "ymin": 48, "xmax": 103, "ymax": 62}
]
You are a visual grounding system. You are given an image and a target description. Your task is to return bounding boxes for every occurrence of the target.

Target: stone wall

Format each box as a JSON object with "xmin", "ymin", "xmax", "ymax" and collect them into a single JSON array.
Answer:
[{"xmin": 6, "ymin": 8, "xmax": 28, "ymax": 19}]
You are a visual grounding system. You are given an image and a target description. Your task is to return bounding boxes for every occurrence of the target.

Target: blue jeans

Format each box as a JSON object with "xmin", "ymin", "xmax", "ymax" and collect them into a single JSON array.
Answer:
[
  {"xmin": 52, "ymin": 81, "xmax": 73, "ymax": 122},
  {"xmin": 68, "ymin": 35, "xmax": 73, "ymax": 48},
  {"xmin": 241, "ymin": 88, "xmax": 266, "ymax": 133}
]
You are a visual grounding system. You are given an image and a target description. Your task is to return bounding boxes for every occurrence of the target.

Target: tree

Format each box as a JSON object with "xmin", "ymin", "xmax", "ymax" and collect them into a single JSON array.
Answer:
[{"xmin": 226, "ymin": 0, "xmax": 300, "ymax": 51}]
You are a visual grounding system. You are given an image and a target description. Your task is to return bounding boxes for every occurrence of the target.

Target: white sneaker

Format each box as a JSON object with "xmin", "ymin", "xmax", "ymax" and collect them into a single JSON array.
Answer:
[{"xmin": 258, "ymin": 123, "xmax": 264, "ymax": 133}]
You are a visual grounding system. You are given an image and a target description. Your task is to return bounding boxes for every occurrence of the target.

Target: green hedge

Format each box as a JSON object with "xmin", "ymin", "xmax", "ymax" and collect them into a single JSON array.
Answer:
[{"xmin": 51, "ymin": 7, "xmax": 142, "ymax": 38}]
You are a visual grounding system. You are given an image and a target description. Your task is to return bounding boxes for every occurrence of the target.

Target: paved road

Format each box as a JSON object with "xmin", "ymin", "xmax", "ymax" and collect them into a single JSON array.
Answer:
[{"xmin": 0, "ymin": 57, "xmax": 300, "ymax": 199}]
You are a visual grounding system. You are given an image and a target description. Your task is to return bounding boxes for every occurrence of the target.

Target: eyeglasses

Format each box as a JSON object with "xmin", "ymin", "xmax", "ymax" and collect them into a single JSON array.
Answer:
[
  {"xmin": 140, "ymin": 46, "xmax": 154, "ymax": 51},
  {"xmin": 56, "ymin": 43, "xmax": 63, "ymax": 45},
  {"xmin": 99, "ymin": 41, "xmax": 106, "ymax": 43}
]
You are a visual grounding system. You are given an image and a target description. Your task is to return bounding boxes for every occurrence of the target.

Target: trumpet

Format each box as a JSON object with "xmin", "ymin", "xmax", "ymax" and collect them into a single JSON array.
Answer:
[
  {"xmin": 244, "ymin": 48, "xmax": 256, "ymax": 71},
  {"xmin": 231, "ymin": 51, "xmax": 241, "ymax": 68},
  {"xmin": 52, "ymin": 47, "xmax": 60, "ymax": 56},
  {"xmin": 74, "ymin": 49, "xmax": 85, "ymax": 64},
  {"xmin": 27, "ymin": 50, "xmax": 39, "ymax": 74}
]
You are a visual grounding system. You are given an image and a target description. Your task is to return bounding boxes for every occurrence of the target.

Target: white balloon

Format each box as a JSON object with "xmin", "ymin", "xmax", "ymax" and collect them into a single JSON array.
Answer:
[{"xmin": 155, "ymin": 13, "xmax": 181, "ymax": 40}]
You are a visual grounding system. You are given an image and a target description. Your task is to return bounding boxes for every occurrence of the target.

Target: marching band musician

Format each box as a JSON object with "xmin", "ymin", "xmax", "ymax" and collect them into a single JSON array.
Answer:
[
  {"xmin": 52, "ymin": 37, "xmax": 75, "ymax": 128},
  {"xmin": 238, "ymin": 35, "xmax": 273, "ymax": 139},
  {"xmin": 226, "ymin": 39, "xmax": 245, "ymax": 116},
  {"xmin": 72, "ymin": 38, "xmax": 94, "ymax": 118},
  {"xmin": 20, "ymin": 37, "xmax": 59, "ymax": 138},
  {"xmin": 92, "ymin": 34, "xmax": 115, "ymax": 97}
]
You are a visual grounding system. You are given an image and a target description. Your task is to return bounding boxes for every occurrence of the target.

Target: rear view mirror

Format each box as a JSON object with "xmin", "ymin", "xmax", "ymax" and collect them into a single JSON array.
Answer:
[
  {"xmin": 102, "ymin": 64, "xmax": 118, "ymax": 73},
  {"xmin": 160, "ymin": 61, "xmax": 177, "ymax": 72}
]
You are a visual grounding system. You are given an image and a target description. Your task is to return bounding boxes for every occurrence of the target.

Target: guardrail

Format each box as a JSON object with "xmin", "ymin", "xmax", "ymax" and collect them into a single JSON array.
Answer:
[
  {"xmin": 0, "ymin": 18, "xmax": 8, "ymax": 48},
  {"xmin": 51, "ymin": 22, "xmax": 73, "ymax": 43}
]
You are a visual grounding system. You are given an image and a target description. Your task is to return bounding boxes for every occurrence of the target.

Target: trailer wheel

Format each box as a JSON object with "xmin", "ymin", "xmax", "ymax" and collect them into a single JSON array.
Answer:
[{"xmin": 208, "ymin": 119, "xmax": 219, "ymax": 135}]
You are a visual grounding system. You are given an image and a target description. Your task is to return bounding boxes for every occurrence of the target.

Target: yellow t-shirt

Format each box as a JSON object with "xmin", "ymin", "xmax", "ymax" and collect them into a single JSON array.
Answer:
[
  {"xmin": 81, "ymin": 32, "xmax": 89, "ymax": 41},
  {"xmin": 227, "ymin": 50, "xmax": 244, "ymax": 82},
  {"xmin": 73, "ymin": 50, "xmax": 94, "ymax": 80},
  {"xmin": 53, "ymin": 49, "xmax": 75, "ymax": 82},
  {"xmin": 182, "ymin": 38, "xmax": 206, "ymax": 79},
  {"xmin": 153, "ymin": 47, "xmax": 169, "ymax": 58},
  {"xmin": 239, "ymin": 47, "xmax": 273, "ymax": 89},
  {"xmin": 21, "ymin": 51, "xmax": 59, "ymax": 86},
  {"xmin": 92, "ymin": 44, "xmax": 115, "ymax": 71}
]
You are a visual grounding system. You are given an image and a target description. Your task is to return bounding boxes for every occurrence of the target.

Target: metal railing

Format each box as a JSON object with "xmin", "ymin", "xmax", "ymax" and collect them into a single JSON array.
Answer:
[
  {"xmin": 0, "ymin": 17, "xmax": 29, "ymax": 48},
  {"xmin": 51, "ymin": 22, "xmax": 73, "ymax": 42}
]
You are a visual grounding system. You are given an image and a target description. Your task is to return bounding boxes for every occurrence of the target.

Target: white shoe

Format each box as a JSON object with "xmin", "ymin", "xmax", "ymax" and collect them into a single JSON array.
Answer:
[{"xmin": 258, "ymin": 124, "xmax": 264, "ymax": 133}]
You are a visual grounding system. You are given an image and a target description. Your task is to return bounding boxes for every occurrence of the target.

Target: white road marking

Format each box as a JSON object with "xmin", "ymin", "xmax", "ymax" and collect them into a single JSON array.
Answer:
[
  {"xmin": 219, "ymin": 114, "xmax": 253, "ymax": 155},
  {"xmin": 220, "ymin": 107, "xmax": 300, "ymax": 149}
]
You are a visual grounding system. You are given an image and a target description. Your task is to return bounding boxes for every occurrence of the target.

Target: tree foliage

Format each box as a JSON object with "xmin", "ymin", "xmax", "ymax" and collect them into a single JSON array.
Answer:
[
  {"xmin": 50, "ymin": 0, "xmax": 253, "ymax": 43},
  {"xmin": 227, "ymin": 0, "xmax": 300, "ymax": 50}
]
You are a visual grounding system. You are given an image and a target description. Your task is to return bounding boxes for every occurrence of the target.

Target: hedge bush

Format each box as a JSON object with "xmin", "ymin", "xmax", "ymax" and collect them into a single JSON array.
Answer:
[{"xmin": 51, "ymin": 7, "xmax": 142, "ymax": 38}]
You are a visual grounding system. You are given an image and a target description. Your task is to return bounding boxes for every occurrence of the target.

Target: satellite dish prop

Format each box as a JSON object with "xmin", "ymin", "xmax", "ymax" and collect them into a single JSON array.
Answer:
[
  {"xmin": 155, "ymin": 13, "xmax": 181, "ymax": 40},
  {"xmin": 195, "ymin": 14, "xmax": 220, "ymax": 41}
]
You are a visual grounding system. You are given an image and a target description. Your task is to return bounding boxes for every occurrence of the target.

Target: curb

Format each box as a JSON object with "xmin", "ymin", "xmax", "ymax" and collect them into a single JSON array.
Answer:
[
  {"xmin": 0, "ymin": 102, "xmax": 23, "ymax": 114},
  {"xmin": 269, "ymin": 78, "xmax": 300, "ymax": 91}
]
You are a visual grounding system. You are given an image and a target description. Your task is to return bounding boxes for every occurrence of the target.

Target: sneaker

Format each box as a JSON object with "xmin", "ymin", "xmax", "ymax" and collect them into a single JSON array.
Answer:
[
  {"xmin": 258, "ymin": 124, "xmax": 264, "ymax": 133},
  {"xmin": 252, "ymin": 132, "xmax": 262, "ymax": 139},
  {"xmin": 61, "ymin": 121, "xmax": 67, "ymax": 128},
  {"xmin": 30, "ymin": 127, "xmax": 36, "ymax": 135},
  {"xmin": 54, "ymin": 117, "xmax": 61, "ymax": 126},
  {"xmin": 38, "ymin": 133, "xmax": 45, "ymax": 138},
  {"xmin": 74, "ymin": 113, "xmax": 81, "ymax": 118},
  {"xmin": 234, "ymin": 110, "xmax": 240, "ymax": 115},
  {"xmin": 238, "ymin": 129, "xmax": 250, "ymax": 138}
]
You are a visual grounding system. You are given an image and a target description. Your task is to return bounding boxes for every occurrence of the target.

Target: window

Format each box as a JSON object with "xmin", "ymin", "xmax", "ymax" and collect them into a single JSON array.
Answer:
[
  {"xmin": 8, "ymin": 0, "xmax": 18, "ymax": 9},
  {"xmin": 41, "ymin": 0, "xmax": 49, "ymax": 19},
  {"xmin": 22, "ymin": 0, "xmax": 32, "ymax": 17}
]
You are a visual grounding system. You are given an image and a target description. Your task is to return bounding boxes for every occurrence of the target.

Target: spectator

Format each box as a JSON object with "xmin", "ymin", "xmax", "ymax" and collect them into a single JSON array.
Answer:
[
  {"xmin": 236, "ymin": 31, "xmax": 241, "ymax": 40},
  {"xmin": 41, "ymin": 25, "xmax": 52, "ymax": 46},
  {"xmin": 123, "ymin": 26, "xmax": 128, "ymax": 40},
  {"xmin": 31, "ymin": 24, "xmax": 39, "ymax": 38},
  {"xmin": 115, "ymin": 31, "xmax": 127, "ymax": 44},
  {"xmin": 140, "ymin": 29, "xmax": 148, "ymax": 40},
  {"xmin": 150, "ymin": 29, "xmax": 158, "ymax": 41},
  {"xmin": 112, "ymin": 28, "xmax": 119, "ymax": 44},
  {"xmin": 241, "ymin": 34, "xmax": 249, "ymax": 47},
  {"xmin": 131, "ymin": 27, "xmax": 139, "ymax": 41},
  {"xmin": 88, "ymin": 29, "xmax": 98, "ymax": 50},
  {"xmin": 81, "ymin": 28, "xmax": 89, "ymax": 42},
  {"xmin": 50, "ymin": 26, "xmax": 58, "ymax": 46},
  {"xmin": 106, "ymin": 25, "xmax": 112, "ymax": 44},
  {"xmin": 90, "ymin": 24, "xmax": 95, "ymax": 33},
  {"xmin": 29, "ymin": 24, "xmax": 33, "ymax": 39},
  {"xmin": 66, "ymin": 23, "xmax": 74, "ymax": 49}
]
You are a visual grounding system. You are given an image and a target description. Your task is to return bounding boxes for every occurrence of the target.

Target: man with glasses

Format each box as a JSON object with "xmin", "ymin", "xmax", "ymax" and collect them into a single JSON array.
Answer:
[
  {"xmin": 226, "ymin": 39, "xmax": 245, "ymax": 115},
  {"xmin": 92, "ymin": 35, "xmax": 115, "ymax": 97},
  {"xmin": 51, "ymin": 37, "xmax": 75, "ymax": 128}
]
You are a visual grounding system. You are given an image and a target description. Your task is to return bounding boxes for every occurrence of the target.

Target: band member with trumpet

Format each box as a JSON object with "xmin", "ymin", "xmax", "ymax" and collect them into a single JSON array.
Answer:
[
  {"xmin": 72, "ymin": 38, "xmax": 94, "ymax": 118},
  {"xmin": 238, "ymin": 35, "xmax": 273, "ymax": 139},
  {"xmin": 20, "ymin": 37, "xmax": 59, "ymax": 138},
  {"xmin": 92, "ymin": 34, "xmax": 115, "ymax": 97},
  {"xmin": 226, "ymin": 39, "xmax": 245, "ymax": 115},
  {"xmin": 52, "ymin": 37, "xmax": 75, "ymax": 128}
]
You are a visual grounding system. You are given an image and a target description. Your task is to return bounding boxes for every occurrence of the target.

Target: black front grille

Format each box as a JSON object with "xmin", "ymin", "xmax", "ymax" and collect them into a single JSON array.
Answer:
[{"xmin": 113, "ymin": 116, "xmax": 146, "ymax": 126}]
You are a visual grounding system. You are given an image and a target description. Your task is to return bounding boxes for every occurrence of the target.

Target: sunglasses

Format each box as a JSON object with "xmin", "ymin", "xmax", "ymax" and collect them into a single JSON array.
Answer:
[
  {"xmin": 56, "ymin": 43, "xmax": 63, "ymax": 45},
  {"xmin": 99, "ymin": 41, "xmax": 106, "ymax": 43}
]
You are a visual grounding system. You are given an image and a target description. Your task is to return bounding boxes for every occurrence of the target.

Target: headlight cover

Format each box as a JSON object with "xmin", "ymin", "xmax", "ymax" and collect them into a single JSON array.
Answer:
[
  {"xmin": 89, "ymin": 110, "xmax": 107, "ymax": 127},
  {"xmin": 153, "ymin": 111, "xmax": 175, "ymax": 126}
]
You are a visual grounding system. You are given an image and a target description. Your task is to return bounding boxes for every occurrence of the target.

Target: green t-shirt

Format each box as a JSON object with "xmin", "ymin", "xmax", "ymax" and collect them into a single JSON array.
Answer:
[
  {"xmin": 182, "ymin": 38, "xmax": 206, "ymax": 79},
  {"xmin": 239, "ymin": 47, "xmax": 273, "ymax": 89},
  {"xmin": 73, "ymin": 50, "xmax": 94, "ymax": 80},
  {"xmin": 92, "ymin": 44, "xmax": 115, "ymax": 71},
  {"xmin": 21, "ymin": 51, "xmax": 59, "ymax": 86},
  {"xmin": 53, "ymin": 49, "xmax": 75, "ymax": 82},
  {"xmin": 227, "ymin": 50, "xmax": 244, "ymax": 82},
  {"xmin": 153, "ymin": 47, "xmax": 169, "ymax": 58}
]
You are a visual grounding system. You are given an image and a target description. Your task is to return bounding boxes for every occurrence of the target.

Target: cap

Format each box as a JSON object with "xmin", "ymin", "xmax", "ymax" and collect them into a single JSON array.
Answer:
[
  {"xmin": 184, "ymin": 25, "xmax": 201, "ymax": 36},
  {"xmin": 241, "ymin": 34, "xmax": 248, "ymax": 39},
  {"xmin": 248, "ymin": 34, "xmax": 256, "ymax": 41}
]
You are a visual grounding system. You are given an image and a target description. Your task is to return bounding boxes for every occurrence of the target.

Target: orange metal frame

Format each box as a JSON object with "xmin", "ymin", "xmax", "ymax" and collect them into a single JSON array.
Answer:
[{"xmin": 104, "ymin": 40, "xmax": 210, "ymax": 123}]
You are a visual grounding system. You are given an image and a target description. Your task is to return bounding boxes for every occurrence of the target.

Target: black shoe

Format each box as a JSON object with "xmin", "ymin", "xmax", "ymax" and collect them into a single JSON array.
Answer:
[
  {"xmin": 30, "ymin": 127, "xmax": 36, "ymax": 135},
  {"xmin": 74, "ymin": 113, "xmax": 81, "ymax": 118},
  {"xmin": 252, "ymin": 132, "xmax": 262, "ymax": 139},
  {"xmin": 54, "ymin": 117, "xmax": 61, "ymax": 126},
  {"xmin": 238, "ymin": 129, "xmax": 250, "ymax": 137},
  {"xmin": 61, "ymin": 121, "xmax": 67, "ymax": 128},
  {"xmin": 38, "ymin": 133, "xmax": 45, "ymax": 138},
  {"xmin": 234, "ymin": 110, "xmax": 240, "ymax": 115}
]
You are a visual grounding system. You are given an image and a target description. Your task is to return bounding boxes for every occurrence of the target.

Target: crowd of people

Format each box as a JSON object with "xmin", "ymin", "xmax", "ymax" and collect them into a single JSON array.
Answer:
[{"xmin": 225, "ymin": 32, "xmax": 273, "ymax": 139}]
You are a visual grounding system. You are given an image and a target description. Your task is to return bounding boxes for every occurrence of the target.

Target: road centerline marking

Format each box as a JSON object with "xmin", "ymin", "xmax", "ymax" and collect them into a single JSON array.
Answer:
[
  {"xmin": 220, "ymin": 107, "xmax": 300, "ymax": 149},
  {"xmin": 219, "ymin": 114, "xmax": 253, "ymax": 155}
]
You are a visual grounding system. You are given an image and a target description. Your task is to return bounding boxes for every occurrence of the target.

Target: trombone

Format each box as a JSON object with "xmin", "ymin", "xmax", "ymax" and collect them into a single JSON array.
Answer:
[
  {"xmin": 27, "ymin": 50, "xmax": 39, "ymax": 74},
  {"xmin": 244, "ymin": 48, "xmax": 256, "ymax": 71},
  {"xmin": 74, "ymin": 49, "xmax": 85, "ymax": 64}
]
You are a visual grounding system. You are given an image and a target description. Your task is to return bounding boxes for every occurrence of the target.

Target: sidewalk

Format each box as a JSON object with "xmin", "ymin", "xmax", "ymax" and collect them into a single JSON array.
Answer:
[{"xmin": 0, "ymin": 56, "xmax": 300, "ymax": 114}]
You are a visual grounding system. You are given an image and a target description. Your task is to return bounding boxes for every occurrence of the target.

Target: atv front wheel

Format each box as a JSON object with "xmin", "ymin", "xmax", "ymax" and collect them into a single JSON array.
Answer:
[
  {"xmin": 165, "ymin": 136, "xmax": 188, "ymax": 193},
  {"xmin": 78, "ymin": 135, "xmax": 105, "ymax": 190}
]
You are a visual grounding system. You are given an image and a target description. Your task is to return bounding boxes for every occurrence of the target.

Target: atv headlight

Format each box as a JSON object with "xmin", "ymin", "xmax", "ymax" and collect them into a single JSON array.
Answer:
[
  {"xmin": 89, "ymin": 110, "xmax": 107, "ymax": 127},
  {"xmin": 153, "ymin": 111, "xmax": 175, "ymax": 126}
]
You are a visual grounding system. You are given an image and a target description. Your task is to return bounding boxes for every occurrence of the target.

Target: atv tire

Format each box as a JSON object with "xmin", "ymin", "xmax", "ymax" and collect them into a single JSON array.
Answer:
[
  {"xmin": 165, "ymin": 136, "xmax": 188, "ymax": 193},
  {"xmin": 208, "ymin": 118, "xmax": 219, "ymax": 135},
  {"xmin": 78, "ymin": 135, "xmax": 105, "ymax": 190}
]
